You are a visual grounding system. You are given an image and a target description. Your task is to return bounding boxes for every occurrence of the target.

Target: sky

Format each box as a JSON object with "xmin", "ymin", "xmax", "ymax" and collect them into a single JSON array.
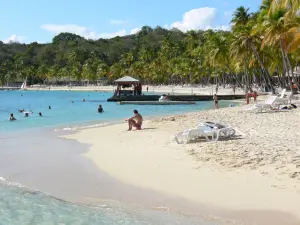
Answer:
[{"xmin": 0, "ymin": 0, "xmax": 262, "ymax": 44}]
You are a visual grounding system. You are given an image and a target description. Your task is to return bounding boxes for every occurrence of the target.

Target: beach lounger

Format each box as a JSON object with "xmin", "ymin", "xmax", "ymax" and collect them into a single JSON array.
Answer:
[
  {"xmin": 174, "ymin": 122, "xmax": 235, "ymax": 144},
  {"xmin": 198, "ymin": 122, "xmax": 236, "ymax": 140},
  {"xmin": 277, "ymin": 88, "xmax": 289, "ymax": 105},
  {"xmin": 248, "ymin": 96, "xmax": 284, "ymax": 112},
  {"xmin": 279, "ymin": 89, "xmax": 286, "ymax": 98}
]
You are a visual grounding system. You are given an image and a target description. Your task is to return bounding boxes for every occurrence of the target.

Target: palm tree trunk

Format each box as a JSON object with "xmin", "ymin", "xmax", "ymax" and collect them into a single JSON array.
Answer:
[
  {"xmin": 286, "ymin": 54, "xmax": 299, "ymax": 91},
  {"xmin": 280, "ymin": 39, "xmax": 293, "ymax": 91},
  {"xmin": 251, "ymin": 43, "xmax": 275, "ymax": 94},
  {"xmin": 225, "ymin": 64, "xmax": 244, "ymax": 89}
]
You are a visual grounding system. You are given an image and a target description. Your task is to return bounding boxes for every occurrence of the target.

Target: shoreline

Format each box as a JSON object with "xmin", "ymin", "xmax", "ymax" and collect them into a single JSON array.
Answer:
[
  {"xmin": 0, "ymin": 127, "xmax": 244, "ymax": 225},
  {"xmin": 23, "ymin": 85, "xmax": 247, "ymax": 95},
  {"xmin": 2, "ymin": 89, "xmax": 299, "ymax": 224},
  {"xmin": 64, "ymin": 104, "xmax": 300, "ymax": 225}
]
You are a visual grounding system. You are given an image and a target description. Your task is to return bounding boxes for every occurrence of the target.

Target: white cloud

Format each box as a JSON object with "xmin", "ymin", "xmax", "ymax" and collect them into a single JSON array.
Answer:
[
  {"xmin": 41, "ymin": 24, "xmax": 99, "ymax": 39},
  {"xmin": 99, "ymin": 29, "xmax": 127, "ymax": 38},
  {"xmin": 170, "ymin": 7, "xmax": 229, "ymax": 32},
  {"xmin": 110, "ymin": 20, "xmax": 128, "ymax": 25},
  {"xmin": 215, "ymin": 25, "xmax": 230, "ymax": 31},
  {"xmin": 130, "ymin": 27, "xmax": 141, "ymax": 35},
  {"xmin": 41, "ymin": 24, "xmax": 128, "ymax": 39},
  {"xmin": 2, "ymin": 34, "xmax": 25, "ymax": 43}
]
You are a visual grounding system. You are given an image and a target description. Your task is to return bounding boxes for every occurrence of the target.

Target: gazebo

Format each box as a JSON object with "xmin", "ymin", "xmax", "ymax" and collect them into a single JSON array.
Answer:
[
  {"xmin": 115, "ymin": 76, "xmax": 140, "ymax": 84},
  {"xmin": 114, "ymin": 76, "xmax": 142, "ymax": 96}
]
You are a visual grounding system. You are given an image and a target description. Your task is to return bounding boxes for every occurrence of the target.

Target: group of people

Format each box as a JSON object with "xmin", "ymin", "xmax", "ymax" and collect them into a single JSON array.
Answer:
[{"xmin": 9, "ymin": 111, "xmax": 43, "ymax": 121}]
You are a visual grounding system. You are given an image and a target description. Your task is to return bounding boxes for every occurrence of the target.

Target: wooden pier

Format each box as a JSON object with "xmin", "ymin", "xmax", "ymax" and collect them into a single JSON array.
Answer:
[{"xmin": 107, "ymin": 94, "xmax": 245, "ymax": 102}]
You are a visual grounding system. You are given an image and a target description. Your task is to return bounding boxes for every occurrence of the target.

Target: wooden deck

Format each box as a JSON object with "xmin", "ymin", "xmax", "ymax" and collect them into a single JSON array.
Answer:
[
  {"xmin": 118, "ymin": 101, "xmax": 196, "ymax": 105},
  {"xmin": 0, "ymin": 87, "xmax": 20, "ymax": 91}
]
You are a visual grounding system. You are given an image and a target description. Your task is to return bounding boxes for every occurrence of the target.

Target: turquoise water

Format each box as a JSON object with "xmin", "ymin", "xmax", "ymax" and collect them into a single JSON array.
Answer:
[
  {"xmin": 0, "ymin": 90, "xmax": 230, "ymax": 225},
  {"xmin": 0, "ymin": 90, "xmax": 228, "ymax": 132},
  {"xmin": 0, "ymin": 180, "xmax": 220, "ymax": 225}
]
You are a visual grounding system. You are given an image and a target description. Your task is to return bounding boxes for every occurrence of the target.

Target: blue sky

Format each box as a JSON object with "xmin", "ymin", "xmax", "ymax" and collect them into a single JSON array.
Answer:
[{"xmin": 0, "ymin": 0, "xmax": 262, "ymax": 43}]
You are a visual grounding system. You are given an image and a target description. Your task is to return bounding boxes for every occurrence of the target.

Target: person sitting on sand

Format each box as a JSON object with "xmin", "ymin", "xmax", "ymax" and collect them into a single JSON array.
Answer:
[
  {"xmin": 98, "ymin": 105, "xmax": 104, "ymax": 113},
  {"xmin": 9, "ymin": 113, "xmax": 16, "ymax": 121},
  {"xmin": 213, "ymin": 94, "xmax": 219, "ymax": 109},
  {"xmin": 126, "ymin": 110, "xmax": 143, "ymax": 131}
]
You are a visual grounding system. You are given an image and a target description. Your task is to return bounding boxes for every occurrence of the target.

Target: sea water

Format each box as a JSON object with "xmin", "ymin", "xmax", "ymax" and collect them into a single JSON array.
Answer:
[
  {"xmin": 0, "ymin": 179, "xmax": 223, "ymax": 225},
  {"xmin": 0, "ymin": 90, "xmax": 230, "ymax": 132},
  {"xmin": 0, "ymin": 90, "xmax": 230, "ymax": 225}
]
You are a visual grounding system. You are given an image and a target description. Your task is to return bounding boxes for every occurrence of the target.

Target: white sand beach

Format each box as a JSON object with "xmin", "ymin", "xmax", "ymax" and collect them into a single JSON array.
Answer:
[
  {"xmin": 27, "ymin": 84, "xmax": 246, "ymax": 95},
  {"xmin": 64, "ymin": 102, "xmax": 300, "ymax": 225}
]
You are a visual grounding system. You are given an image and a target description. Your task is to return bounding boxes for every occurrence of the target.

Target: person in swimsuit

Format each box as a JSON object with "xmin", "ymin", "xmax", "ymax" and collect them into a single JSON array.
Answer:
[
  {"xmin": 126, "ymin": 110, "xmax": 143, "ymax": 131},
  {"xmin": 213, "ymin": 94, "xmax": 219, "ymax": 109}
]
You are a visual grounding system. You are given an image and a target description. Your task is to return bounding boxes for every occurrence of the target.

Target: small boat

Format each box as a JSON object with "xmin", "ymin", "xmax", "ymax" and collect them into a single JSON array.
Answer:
[{"xmin": 118, "ymin": 101, "xmax": 196, "ymax": 105}]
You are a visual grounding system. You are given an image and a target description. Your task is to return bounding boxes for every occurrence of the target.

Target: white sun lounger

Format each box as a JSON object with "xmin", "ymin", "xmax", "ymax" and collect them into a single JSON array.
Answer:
[
  {"xmin": 248, "ymin": 96, "xmax": 284, "ymax": 112},
  {"xmin": 174, "ymin": 122, "xmax": 236, "ymax": 144}
]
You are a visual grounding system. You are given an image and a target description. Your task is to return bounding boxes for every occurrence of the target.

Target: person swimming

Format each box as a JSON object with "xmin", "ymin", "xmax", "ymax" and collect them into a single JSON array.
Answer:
[
  {"xmin": 83, "ymin": 98, "xmax": 86, "ymax": 102},
  {"xmin": 98, "ymin": 105, "xmax": 104, "ymax": 113},
  {"xmin": 18, "ymin": 109, "xmax": 25, "ymax": 113},
  {"xmin": 24, "ymin": 112, "xmax": 29, "ymax": 117},
  {"xmin": 48, "ymin": 106, "xmax": 51, "ymax": 110},
  {"xmin": 9, "ymin": 113, "xmax": 16, "ymax": 121},
  {"xmin": 39, "ymin": 112, "xmax": 43, "ymax": 116}
]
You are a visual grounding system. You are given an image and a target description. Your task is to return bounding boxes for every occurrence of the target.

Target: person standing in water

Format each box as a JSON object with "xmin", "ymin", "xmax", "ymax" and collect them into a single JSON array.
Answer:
[
  {"xmin": 9, "ymin": 113, "xmax": 16, "ymax": 121},
  {"xmin": 48, "ymin": 106, "xmax": 51, "ymax": 110},
  {"xmin": 98, "ymin": 105, "xmax": 104, "ymax": 113},
  {"xmin": 39, "ymin": 112, "xmax": 43, "ymax": 117},
  {"xmin": 213, "ymin": 94, "xmax": 219, "ymax": 109}
]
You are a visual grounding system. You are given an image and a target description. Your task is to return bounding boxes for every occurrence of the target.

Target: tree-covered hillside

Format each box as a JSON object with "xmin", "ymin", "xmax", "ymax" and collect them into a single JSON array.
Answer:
[{"xmin": 1, "ymin": 0, "xmax": 300, "ymax": 93}]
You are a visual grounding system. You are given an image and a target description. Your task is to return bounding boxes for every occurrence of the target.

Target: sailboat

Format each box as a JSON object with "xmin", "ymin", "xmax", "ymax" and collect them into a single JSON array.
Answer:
[{"xmin": 20, "ymin": 77, "xmax": 27, "ymax": 90}]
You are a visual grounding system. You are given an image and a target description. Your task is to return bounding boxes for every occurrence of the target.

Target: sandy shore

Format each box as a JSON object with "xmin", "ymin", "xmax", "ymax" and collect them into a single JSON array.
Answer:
[
  {"xmin": 64, "ymin": 101, "xmax": 300, "ymax": 225},
  {"xmin": 27, "ymin": 85, "xmax": 246, "ymax": 95}
]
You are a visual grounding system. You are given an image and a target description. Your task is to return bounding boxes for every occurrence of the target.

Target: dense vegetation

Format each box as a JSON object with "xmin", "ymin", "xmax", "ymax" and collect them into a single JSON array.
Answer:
[{"xmin": 1, "ymin": 0, "xmax": 300, "ymax": 93}]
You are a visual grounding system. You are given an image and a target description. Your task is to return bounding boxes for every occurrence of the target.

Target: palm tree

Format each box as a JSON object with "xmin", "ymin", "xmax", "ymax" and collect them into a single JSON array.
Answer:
[
  {"xmin": 233, "ymin": 24, "xmax": 276, "ymax": 93},
  {"xmin": 231, "ymin": 6, "xmax": 252, "ymax": 28},
  {"xmin": 204, "ymin": 31, "xmax": 243, "ymax": 88},
  {"xmin": 256, "ymin": 7, "xmax": 294, "ymax": 89}
]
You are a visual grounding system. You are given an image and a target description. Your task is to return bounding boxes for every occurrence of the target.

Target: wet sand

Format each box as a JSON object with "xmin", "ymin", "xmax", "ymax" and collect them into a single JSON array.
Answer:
[
  {"xmin": 1, "ymin": 124, "xmax": 300, "ymax": 225},
  {"xmin": 65, "ymin": 103, "xmax": 300, "ymax": 225}
]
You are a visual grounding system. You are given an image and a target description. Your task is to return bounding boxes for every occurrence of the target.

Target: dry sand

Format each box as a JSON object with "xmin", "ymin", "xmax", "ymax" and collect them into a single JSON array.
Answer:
[
  {"xmin": 64, "ymin": 102, "xmax": 300, "ymax": 225},
  {"xmin": 28, "ymin": 84, "xmax": 245, "ymax": 95}
]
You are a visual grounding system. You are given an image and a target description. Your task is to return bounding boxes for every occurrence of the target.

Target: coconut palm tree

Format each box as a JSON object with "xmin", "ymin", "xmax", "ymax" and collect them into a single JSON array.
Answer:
[{"xmin": 231, "ymin": 6, "xmax": 252, "ymax": 28}]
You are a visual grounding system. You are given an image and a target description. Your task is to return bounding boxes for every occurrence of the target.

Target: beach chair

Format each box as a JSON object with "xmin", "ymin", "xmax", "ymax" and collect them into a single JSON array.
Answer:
[
  {"xmin": 248, "ymin": 96, "xmax": 282, "ymax": 112},
  {"xmin": 279, "ymin": 89, "xmax": 286, "ymax": 98},
  {"xmin": 199, "ymin": 122, "xmax": 236, "ymax": 140},
  {"xmin": 277, "ymin": 88, "xmax": 289, "ymax": 105},
  {"xmin": 174, "ymin": 126, "xmax": 215, "ymax": 144},
  {"xmin": 174, "ymin": 122, "xmax": 235, "ymax": 144}
]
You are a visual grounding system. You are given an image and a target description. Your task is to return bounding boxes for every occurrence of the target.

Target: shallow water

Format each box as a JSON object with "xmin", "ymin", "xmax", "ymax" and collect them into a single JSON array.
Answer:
[
  {"xmin": 0, "ymin": 90, "xmax": 232, "ymax": 132},
  {"xmin": 0, "ymin": 90, "xmax": 233, "ymax": 225},
  {"xmin": 0, "ymin": 179, "xmax": 222, "ymax": 225}
]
